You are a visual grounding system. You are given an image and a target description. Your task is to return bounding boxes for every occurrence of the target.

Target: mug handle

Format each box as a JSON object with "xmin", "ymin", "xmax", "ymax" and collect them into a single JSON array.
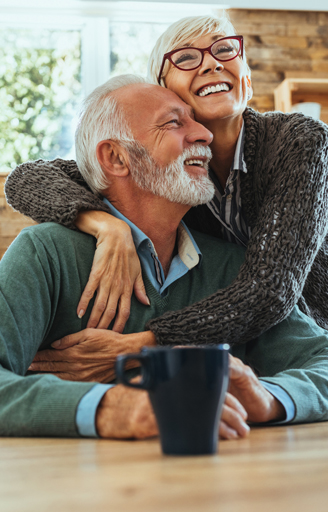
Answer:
[{"xmin": 116, "ymin": 353, "xmax": 153, "ymax": 390}]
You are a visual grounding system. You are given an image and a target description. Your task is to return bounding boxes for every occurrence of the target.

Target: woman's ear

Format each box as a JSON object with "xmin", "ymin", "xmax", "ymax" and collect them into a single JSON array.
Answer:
[
  {"xmin": 96, "ymin": 140, "xmax": 129, "ymax": 177},
  {"xmin": 246, "ymin": 76, "xmax": 253, "ymax": 102}
]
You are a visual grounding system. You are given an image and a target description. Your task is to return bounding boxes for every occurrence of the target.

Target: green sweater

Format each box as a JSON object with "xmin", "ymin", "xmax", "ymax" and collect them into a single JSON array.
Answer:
[{"xmin": 1, "ymin": 223, "xmax": 328, "ymax": 437}]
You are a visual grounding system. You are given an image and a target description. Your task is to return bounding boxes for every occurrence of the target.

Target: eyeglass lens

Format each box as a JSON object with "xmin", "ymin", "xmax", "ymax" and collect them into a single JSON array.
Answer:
[{"xmin": 171, "ymin": 38, "xmax": 241, "ymax": 70}]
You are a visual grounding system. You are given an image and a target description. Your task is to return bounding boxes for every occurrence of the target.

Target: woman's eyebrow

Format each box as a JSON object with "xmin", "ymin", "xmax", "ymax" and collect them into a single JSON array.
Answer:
[{"xmin": 181, "ymin": 34, "xmax": 226, "ymax": 48}]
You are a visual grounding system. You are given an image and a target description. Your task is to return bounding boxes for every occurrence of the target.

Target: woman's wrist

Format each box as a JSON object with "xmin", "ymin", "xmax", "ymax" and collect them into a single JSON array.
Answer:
[
  {"xmin": 75, "ymin": 210, "xmax": 129, "ymax": 239},
  {"xmin": 125, "ymin": 331, "xmax": 157, "ymax": 353}
]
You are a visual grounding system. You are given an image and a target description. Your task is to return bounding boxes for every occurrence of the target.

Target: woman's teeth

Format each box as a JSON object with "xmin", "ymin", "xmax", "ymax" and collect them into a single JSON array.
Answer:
[{"xmin": 198, "ymin": 83, "xmax": 230, "ymax": 97}]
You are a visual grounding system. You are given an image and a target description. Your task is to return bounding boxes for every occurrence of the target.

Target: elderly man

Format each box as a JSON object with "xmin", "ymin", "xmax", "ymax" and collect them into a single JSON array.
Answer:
[{"xmin": 1, "ymin": 75, "xmax": 328, "ymax": 440}]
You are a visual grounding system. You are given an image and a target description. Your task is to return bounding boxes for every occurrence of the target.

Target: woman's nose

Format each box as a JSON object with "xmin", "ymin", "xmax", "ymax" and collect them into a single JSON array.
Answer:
[{"xmin": 198, "ymin": 52, "xmax": 224, "ymax": 75}]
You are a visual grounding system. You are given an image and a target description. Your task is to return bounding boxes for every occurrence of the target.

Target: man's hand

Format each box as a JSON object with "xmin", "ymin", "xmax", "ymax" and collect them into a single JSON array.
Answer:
[
  {"xmin": 220, "ymin": 392, "xmax": 250, "ymax": 439},
  {"xmin": 228, "ymin": 355, "xmax": 285, "ymax": 423},
  {"xmin": 28, "ymin": 329, "xmax": 156, "ymax": 382},
  {"xmin": 97, "ymin": 386, "xmax": 249, "ymax": 440},
  {"xmin": 96, "ymin": 385, "xmax": 159, "ymax": 439}
]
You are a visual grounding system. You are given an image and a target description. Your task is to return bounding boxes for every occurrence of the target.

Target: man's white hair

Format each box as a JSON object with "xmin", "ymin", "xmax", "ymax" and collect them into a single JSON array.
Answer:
[
  {"xmin": 147, "ymin": 12, "xmax": 250, "ymax": 87},
  {"xmin": 75, "ymin": 74, "xmax": 147, "ymax": 194}
]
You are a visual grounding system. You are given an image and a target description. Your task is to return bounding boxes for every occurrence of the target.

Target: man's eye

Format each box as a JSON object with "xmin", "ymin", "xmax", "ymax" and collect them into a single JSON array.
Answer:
[{"xmin": 166, "ymin": 119, "xmax": 179, "ymax": 125}]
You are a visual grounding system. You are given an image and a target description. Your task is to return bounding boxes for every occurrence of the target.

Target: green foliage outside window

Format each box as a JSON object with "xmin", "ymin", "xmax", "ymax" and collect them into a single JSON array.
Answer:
[
  {"xmin": 0, "ymin": 22, "xmax": 169, "ymax": 174},
  {"xmin": 0, "ymin": 29, "xmax": 81, "ymax": 173},
  {"xmin": 109, "ymin": 22, "xmax": 168, "ymax": 77}
]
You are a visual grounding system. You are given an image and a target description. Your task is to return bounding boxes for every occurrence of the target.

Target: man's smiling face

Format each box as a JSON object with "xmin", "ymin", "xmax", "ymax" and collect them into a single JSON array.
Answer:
[{"xmin": 115, "ymin": 83, "xmax": 213, "ymax": 180}]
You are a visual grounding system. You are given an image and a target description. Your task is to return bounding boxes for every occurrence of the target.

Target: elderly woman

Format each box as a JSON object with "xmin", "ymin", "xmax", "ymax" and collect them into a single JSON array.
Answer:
[{"xmin": 5, "ymin": 13, "xmax": 328, "ymax": 347}]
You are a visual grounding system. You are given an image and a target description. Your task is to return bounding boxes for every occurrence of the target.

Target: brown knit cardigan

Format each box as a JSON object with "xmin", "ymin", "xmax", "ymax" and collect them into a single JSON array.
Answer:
[{"xmin": 5, "ymin": 108, "xmax": 328, "ymax": 345}]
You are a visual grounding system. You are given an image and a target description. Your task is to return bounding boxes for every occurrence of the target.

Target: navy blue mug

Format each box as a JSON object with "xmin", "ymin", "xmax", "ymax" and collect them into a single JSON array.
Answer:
[{"xmin": 116, "ymin": 345, "xmax": 229, "ymax": 456}]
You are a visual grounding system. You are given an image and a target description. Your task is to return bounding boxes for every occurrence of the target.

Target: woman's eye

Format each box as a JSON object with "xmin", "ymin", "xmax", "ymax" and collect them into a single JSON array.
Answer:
[
  {"xmin": 213, "ymin": 45, "xmax": 234, "ymax": 55},
  {"xmin": 174, "ymin": 53, "xmax": 197, "ymax": 65}
]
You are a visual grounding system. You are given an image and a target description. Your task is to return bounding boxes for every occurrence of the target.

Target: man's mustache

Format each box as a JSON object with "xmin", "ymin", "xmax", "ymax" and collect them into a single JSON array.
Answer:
[{"xmin": 178, "ymin": 144, "xmax": 212, "ymax": 171}]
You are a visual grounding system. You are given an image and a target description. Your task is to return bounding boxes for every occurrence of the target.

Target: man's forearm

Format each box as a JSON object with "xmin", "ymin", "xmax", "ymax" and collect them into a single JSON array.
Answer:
[
  {"xmin": 260, "ymin": 381, "xmax": 295, "ymax": 423},
  {"xmin": 76, "ymin": 384, "xmax": 114, "ymax": 437},
  {"xmin": 0, "ymin": 367, "xmax": 96, "ymax": 437},
  {"xmin": 258, "ymin": 355, "xmax": 328, "ymax": 424}
]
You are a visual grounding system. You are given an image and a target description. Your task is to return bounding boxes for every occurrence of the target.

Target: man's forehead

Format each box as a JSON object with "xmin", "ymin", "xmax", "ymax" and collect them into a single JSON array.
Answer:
[
  {"xmin": 116, "ymin": 83, "xmax": 193, "ymax": 122},
  {"xmin": 154, "ymin": 105, "xmax": 195, "ymax": 124}
]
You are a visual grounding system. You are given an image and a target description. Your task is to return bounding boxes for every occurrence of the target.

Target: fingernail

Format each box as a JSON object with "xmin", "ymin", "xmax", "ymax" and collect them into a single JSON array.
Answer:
[
  {"xmin": 241, "ymin": 424, "xmax": 250, "ymax": 436},
  {"xmin": 51, "ymin": 340, "xmax": 62, "ymax": 348},
  {"xmin": 28, "ymin": 364, "xmax": 34, "ymax": 370},
  {"xmin": 78, "ymin": 309, "xmax": 85, "ymax": 319},
  {"xmin": 146, "ymin": 298, "xmax": 150, "ymax": 306}
]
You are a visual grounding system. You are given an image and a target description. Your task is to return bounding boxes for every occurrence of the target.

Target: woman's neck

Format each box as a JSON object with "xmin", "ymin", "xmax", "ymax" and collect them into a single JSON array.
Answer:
[{"xmin": 205, "ymin": 116, "xmax": 243, "ymax": 190}]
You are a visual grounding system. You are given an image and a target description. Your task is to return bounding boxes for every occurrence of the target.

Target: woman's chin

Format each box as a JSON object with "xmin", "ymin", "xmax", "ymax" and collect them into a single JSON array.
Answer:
[
  {"xmin": 195, "ymin": 105, "xmax": 244, "ymax": 126},
  {"xmin": 191, "ymin": 90, "xmax": 247, "ymax": 122}
]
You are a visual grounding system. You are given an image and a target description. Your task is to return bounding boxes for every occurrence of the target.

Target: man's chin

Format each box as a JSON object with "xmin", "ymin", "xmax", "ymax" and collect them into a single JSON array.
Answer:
[
  {"xmin": 175, "ymin": 182, "xmax": 215, "ymax": 207},
  {"xmin": 187, "ymin": 193, "xmax": 215, "ymax": 207}
]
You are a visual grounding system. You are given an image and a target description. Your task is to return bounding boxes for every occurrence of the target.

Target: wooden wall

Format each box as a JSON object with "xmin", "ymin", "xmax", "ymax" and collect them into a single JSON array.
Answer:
[
  {"xmin": 229, "ymin": 9, "xmax": 328, "ymax": 112},
  {"xmin": 0, "ymin": 174, "xmax": 35, "ymax": 259}
]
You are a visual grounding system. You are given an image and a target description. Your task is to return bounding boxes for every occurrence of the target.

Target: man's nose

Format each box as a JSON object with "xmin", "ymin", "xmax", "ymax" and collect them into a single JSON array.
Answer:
[{"xmin": 185, "ymin": 120, "xmax": 213, "ymax": 146}]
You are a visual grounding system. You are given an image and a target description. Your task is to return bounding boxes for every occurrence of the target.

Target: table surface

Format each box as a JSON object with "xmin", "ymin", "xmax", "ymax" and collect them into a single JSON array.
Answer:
[{"xmin": 1, "ymin": 423, "xmax": 328, "ymax": 512}]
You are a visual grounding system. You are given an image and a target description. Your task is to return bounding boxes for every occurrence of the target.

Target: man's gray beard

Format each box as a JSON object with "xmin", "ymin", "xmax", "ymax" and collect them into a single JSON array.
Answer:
[{"xmin": 125, "ymin": 141, "xmax": 215, "ymax": 207}]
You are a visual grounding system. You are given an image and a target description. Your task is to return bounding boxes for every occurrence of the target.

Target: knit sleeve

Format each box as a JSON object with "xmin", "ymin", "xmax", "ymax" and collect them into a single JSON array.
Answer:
[
  {"xmin": 5, "ymin": 158, "xmax": 111, "ymax": 228},
  {"xmin": 146, "ymin": 114, "xmax": 328, "ymax": 345}
]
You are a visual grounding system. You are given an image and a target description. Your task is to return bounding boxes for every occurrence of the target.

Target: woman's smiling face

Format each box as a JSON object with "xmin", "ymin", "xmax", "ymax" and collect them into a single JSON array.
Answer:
[{"xmin": 164, "ymin": 32, "xmax": 252, "ymax": 127}]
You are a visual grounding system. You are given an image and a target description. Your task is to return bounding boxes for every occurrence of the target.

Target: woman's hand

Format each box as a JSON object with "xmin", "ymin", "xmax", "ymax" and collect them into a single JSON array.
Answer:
[{"xmin": 75, "ymin": 211, "xmax": 150, "ymax": 332}]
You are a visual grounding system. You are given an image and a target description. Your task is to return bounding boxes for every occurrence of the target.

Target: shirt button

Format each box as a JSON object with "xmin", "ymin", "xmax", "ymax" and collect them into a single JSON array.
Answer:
[{"xmin": 226, "ymin": 194, "xmax": 232, "ymax": 200}]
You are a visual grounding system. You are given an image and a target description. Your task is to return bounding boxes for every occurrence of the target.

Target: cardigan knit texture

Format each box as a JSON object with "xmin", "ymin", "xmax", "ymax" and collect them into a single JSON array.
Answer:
[
  {"xmin": 5, "ymin": 108, "xmax": 328, "ymax": 346},
  {"xmin": 1, "ymin": 223, "xmax": 328, "ymax": 436}
]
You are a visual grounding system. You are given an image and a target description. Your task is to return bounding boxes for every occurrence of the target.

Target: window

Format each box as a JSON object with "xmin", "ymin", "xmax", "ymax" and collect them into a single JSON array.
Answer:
[
  {"xmin": 0, "ymin": 0, "xmax": 217, "ymax": 173},
  {"xmin": 0, "ymin": 27, "xmax": 82, "ymax": 171},
  {"xmin": 109, "ymin": 21, "xmax": 169, "ymax": 77}
]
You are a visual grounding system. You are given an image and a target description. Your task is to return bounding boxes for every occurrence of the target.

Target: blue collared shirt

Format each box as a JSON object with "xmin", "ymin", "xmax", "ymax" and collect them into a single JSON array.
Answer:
[{"xmin": 102, "ymin": 199, "xmax": 202, "ymax": 296}]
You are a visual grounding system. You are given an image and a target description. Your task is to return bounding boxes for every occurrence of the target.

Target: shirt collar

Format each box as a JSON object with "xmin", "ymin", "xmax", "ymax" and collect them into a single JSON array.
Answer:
[
  {"xmin": 103, "ymin": 198, "xmax": 148, "ymax": 251},
  {"xmin": 232, "ymin": 121, "xmax": 247, "ymax": 174},
  {"xmin": 102, "ymin": 198, "xmax": 202, "ymax": 267},
  {"xmin": 177, "ymin": 223, "xmax": 202, "ymax": 269}
]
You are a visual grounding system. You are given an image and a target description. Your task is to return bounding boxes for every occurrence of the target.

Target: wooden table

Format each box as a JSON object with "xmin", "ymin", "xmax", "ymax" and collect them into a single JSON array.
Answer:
[{"xmin": 1, "ymin": 423, "xmax": 328, "ymax": 512}]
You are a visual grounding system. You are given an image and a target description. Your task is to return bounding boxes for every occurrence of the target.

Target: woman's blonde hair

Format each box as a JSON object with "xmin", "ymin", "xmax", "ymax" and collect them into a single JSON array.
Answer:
[{"xmin": 148, "ymin": 12, "xmax": 249, "ymax": 86}]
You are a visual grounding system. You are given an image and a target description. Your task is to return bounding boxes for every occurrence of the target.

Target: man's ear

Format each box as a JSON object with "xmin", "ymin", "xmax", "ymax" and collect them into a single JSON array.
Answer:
[
  {"xmin": 96, "ymin": 140, "xmax": 129, "ymax": 177},
  {"xmin": 246, "ymin": 76, "xmax": 253, "ymax": 102}
]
